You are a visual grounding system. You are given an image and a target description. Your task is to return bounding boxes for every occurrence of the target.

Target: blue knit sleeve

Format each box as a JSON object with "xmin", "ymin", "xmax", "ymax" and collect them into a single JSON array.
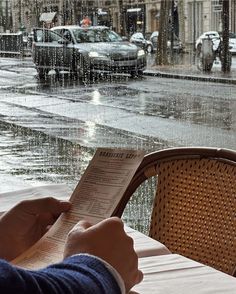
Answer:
[{"xmin": 0, "ymin": 255, "xmax": 121, "ymax": 294}]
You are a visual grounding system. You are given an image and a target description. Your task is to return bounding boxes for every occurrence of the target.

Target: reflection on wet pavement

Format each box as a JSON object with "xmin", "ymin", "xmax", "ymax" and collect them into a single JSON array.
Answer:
[
  {"xmin": 0, "ymin": 57, "xmax": 235, "ymax": 232},
  {"xmin": 29, "ymin": 74, "xmax": 236, "ymax": 132},
  {"xmin": 0, "ymin": 118, "xmax": 168, "ymax": 193},
  {"xmin": 0, "ymin": 56, "xmax": 235, "ymax": 133},
  {"xmin": 0, "ymin": 121, "xmax": 92, "ymax": 193}
]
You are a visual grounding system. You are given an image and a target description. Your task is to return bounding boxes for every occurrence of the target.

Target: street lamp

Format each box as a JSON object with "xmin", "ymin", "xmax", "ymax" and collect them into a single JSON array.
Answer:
[
  {"xmin": 221, "ymin": 0, "xmax": 230, "ymax": 72},
  {"xmin": 193, "ymin": 0, "xmax": 196, "ymax": 53},
  {"xmin": 18, "ymin": 0, "xmax": 22, "ymax": 29},
  {"xmin": 5, "ymin": 0, "xmax": 9, "ymax": 31},
  {"xmin": 35, "ymin": 0, "xmax": 40, "ymax": 27},
  {"xmin": 170, "ymin": 0, "xmax": 175, "ymax": 64}
]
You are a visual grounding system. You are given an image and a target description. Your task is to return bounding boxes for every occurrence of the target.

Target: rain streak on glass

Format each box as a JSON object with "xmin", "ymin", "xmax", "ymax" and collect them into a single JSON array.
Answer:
[{"xmin": 0, "ymin": 0, "xmax": 235, "ymax": 231}]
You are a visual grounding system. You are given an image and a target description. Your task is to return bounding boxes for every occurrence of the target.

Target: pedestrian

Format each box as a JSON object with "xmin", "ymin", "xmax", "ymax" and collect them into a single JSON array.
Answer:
[
  {"xmin": 81, "ymin": 16, "xmax": 92, "ymax": 27},
  {"xmin": 0, "ymin": 197, "xmax": 143, "ymax": 293}
]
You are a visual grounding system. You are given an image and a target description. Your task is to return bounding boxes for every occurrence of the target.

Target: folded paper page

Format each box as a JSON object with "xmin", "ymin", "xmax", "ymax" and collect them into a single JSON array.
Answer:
[{"xmin": 12, "ymin": 148, "xmax": 145, "ymax": 269}]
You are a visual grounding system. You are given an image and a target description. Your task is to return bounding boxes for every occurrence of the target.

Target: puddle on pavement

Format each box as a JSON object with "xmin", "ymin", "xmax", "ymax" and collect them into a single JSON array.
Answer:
[{"xmin": 0, "ymin": 121, "xmax": 93, "ymax": 193}]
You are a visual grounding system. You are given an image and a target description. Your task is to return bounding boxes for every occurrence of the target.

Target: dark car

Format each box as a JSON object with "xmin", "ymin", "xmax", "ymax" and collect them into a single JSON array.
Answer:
[
  {"xmin": 150, "ymin": 31, "xmax": 183, "ymax": 52},
  {"xmin": 130, "ymin": 32, "xmax": 154, "ymax": 53},
  {"xmin": 32, "ymin": 25, "xmax": 146, "ymax": 79}
]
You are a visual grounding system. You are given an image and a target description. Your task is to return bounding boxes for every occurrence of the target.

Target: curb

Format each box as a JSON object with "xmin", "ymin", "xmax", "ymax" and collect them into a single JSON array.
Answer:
[{"xmin": 144, "ymin": 70, "xmax": 236, "ymax": 85}]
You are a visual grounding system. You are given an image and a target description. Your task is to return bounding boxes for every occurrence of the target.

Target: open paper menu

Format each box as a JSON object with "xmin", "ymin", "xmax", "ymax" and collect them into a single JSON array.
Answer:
[{"xmin": 12, "ymin": 148, "xmax": 145, "ymax": 269}]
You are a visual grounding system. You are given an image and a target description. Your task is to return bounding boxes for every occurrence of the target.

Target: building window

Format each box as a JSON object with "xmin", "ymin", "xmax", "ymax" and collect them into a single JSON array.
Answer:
[
  {"xmin": 211, "ymin": 0, "xmax": 222, "ymax": 31},
  {"xmin": 188, "ymin": 1, "xmax": 203, "ymax": 43}
]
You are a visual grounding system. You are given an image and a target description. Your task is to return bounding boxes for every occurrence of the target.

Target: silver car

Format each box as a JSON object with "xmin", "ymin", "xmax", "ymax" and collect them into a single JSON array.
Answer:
[{"xmin": 32, "ymin": 25, "xmax": 146, "ymax": 79}]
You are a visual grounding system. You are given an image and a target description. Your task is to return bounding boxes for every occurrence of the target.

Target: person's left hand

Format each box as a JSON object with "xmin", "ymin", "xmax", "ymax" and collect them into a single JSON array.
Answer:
[{"xmin": 0, "ymin": 197, "xmax": 71, "ymax": 261}]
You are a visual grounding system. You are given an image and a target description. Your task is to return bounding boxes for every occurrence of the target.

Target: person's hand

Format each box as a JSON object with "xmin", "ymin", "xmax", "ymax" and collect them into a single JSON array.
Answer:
[
  {"xmin": 0, "ymin": 197, "xmax": 71, "ymax": 261},
  {"xmin": 64, "ymin": 217, "xmax": 143, "ymax": 292}
]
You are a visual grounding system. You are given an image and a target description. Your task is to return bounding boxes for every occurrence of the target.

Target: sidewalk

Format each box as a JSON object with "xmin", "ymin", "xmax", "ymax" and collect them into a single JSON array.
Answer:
[{"xmin": 144, "ymin": 54, "xmax": 236, "ymax": 84}]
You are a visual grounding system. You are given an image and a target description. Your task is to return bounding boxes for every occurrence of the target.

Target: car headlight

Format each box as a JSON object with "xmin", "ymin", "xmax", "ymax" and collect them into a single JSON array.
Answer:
[
  {"xmin": 88, "ymin": 51, "xmax": 110, "ymax": 59},
  {"xmin": 137, "ymin": 49, "xmax": 145, "ymax": 57}
]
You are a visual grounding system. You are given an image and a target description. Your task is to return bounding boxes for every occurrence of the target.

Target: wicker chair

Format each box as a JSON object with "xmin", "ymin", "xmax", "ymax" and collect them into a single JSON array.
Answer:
[{"xmin": 113, "ymin": 147, "xmax": 236, "ymax": 276}]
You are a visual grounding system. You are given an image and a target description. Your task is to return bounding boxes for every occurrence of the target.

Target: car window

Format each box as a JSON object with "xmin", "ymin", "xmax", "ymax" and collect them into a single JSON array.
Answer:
[
  {"xmin": 152, "ymin": 36, "xmax": 158, "ymax": 42},
  {"xmin": 35, "ymin": 29, "xmax": 62, "ymax": 43},
  {"xmin": 72, "ymin": 28, "xmax": 122, "ymax": 43},
  {"xmin": 204, "ymin": 33, "xmax": 219, "ymax": 39},
  {"xmin": 62, "ymin": 30, "xmax": 73, "ymax": 42},
  {"xmin": 229, "ymin": 32, "xmax": 236, "ymax": 39},
  {"xmin": 106, "ymin": 30, "xmax": 123, "ymax": 42},
  {"xmin": 72, "ymin": 30, "xmax": 91, "ymax": 42},
  {"xmin": 150, "ymin": 32, "xmax": 159, "ymax": 38},
  {"xmin": 49, "ymin": 31, "xmax": 63, "ymax": 42},
  {"xmin": 52, "ymin": 29, "xmax": 61, "ymax": 35},
  {"xmin": 132, "ymin": 33, "xmax": 144, "ymax": 39}
]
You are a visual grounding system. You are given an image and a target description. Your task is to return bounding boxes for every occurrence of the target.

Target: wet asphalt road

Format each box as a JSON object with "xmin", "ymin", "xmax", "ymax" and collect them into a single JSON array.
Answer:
[{"xmin": 0, "ymin": 57, "xmax": 235, "ymax": 193}]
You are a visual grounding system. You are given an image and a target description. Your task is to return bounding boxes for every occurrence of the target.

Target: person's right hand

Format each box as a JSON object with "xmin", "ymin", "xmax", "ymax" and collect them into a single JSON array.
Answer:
[{"xmin": 64, "ymin": 217, "xmax": 143, "ymax": 292}]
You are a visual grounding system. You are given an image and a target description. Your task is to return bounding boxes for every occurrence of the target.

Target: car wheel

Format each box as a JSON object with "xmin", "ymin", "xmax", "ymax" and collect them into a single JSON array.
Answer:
[
  {"xmin": 130, "ymin": 70, "xmax": 143, "ymax": 78},
  {"xmin": 37, "ymin": 68, "xmax": 49, "ymax": 79},
  {"xmin": 146, "ymin": 44, "xmax": 153, "ymax": 54}
]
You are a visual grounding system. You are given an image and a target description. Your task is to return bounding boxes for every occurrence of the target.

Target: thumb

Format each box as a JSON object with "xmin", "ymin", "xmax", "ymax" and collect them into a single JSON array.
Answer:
[
  {"xmin": 18, "ymin": 197, "xmax": 71, "ymax": 216},
  {"xmin": 71, "ymin": 220, "xmax": 92, "ymax": 233}
]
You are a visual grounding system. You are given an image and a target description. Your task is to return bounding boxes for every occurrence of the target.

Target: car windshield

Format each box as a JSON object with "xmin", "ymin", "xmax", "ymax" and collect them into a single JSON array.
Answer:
[
  {"xmin": 72, "ymin": 28, "xmax": 123, "ymax": 43},
  {"xmin": 204, "ymin": 33, "xmax": 218, "ymax": 38},
  {"xmin": 132, "ymin": 33, "xmax": 144, "ymax": 39}
]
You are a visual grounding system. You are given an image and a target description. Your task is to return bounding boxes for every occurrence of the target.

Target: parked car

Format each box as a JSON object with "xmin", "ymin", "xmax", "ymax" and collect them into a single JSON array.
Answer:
[
  {"xmin": 32, "ymin": 25, "xmax": 146, "ymax": 79},
  {"xmin": 195, "ymin": 31, "xmax": 220, "ymax": 53},
  {"xmin": 150, "ymin": 31, "xmax": 183, "ymax": 52},
  {"xmin": 195, "ymin": 31, "xmax": 236, "ymax": 54},
  {"xmin": 130, "ymin": 32, "xmax": 154, "ymax": 53},
  {"xmin": 227, "ymin": 32, "xmax": 236, "ymax": 54}
]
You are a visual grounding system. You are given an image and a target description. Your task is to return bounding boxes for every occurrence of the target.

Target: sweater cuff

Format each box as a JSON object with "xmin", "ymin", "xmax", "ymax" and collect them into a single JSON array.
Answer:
[{"xmin": 69, "ymin": 254, "xmax": 126, "ymax": 294}]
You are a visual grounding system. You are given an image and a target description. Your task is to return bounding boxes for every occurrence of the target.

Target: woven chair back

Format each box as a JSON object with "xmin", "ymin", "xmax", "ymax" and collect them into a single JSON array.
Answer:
[
  {"xmin": 113, "ymin": 147, "xmax": 236, "ymax": 276},
  {"xmin": 150, "ymin": 157, "xmax": 235, "ymax": 275}
]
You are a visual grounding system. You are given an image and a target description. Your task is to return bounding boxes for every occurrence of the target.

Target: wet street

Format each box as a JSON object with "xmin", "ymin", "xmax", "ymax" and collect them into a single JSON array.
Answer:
[{"xmin": 0, "ymin": 57, "xmax": 235, "ymax": 194}]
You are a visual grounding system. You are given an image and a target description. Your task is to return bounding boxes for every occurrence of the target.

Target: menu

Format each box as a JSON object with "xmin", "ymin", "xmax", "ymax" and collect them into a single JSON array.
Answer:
[{"xmin": 12, "ymin": 148, "xmax": 145, "ymax": 269}]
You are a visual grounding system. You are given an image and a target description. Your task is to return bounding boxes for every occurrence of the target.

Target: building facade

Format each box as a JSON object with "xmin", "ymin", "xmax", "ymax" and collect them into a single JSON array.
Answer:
[
  {"xmin": 11, "ymin": 0, "xmax": 60, "ymax": 32},
  {"xmin": 0, "ymin": 0, "xmax": 12, "ymax": 32},
  {"xmin": 9, "ymin": 0, "xmax": 236, "ymax": 46},
  {"xmin": 117, "ymin": 0, "xmax": 235, "ymax": 43}
]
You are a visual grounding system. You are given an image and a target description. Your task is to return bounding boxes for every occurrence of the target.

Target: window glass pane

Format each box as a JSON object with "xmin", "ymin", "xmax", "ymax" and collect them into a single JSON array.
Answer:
[{"xmin": 0, "ymin": 0, "xmax": 235, "ymax": 232}]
